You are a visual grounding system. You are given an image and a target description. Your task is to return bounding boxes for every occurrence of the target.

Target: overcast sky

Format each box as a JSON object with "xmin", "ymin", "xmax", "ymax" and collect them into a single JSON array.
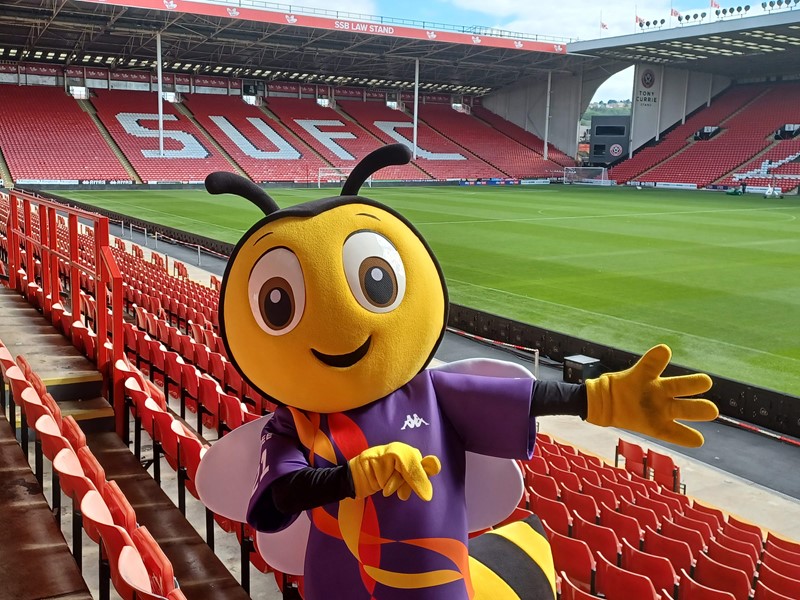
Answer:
[{"xmin": 277, "ymin": 0, "xmax": 783, "ymax": 102}]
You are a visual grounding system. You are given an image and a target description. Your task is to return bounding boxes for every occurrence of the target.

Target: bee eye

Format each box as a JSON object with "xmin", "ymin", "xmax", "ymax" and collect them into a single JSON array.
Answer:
[
  {"xmin": 343, "ymin": 231, "xmax": 405, "ymax": 313},
  {"xmin": 248, "ymin": 248, "xmax": 305, "ymax": 335}
]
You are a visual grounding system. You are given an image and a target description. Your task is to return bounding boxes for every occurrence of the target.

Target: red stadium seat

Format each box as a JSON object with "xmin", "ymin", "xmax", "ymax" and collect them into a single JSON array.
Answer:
[
  {"xmin": 619, "ymin": 496, "xmax": 660, "ymax": 532},
  {"xmin": 549, "ymin": 464, "xmax": 582, "ymax": 493},
  {"xmin": 757, "ymin": 562, "xmax": 800, "ymax": 600},
  {"xmin": 725, "ymin": 516, "xmax": 763, "ymax": 543},
  {"xmin": 582, "ymin": 478, "xmax": 619, "ymax": 511},
  {"xmin": 559, "ymin": 571, "xmax": 596, "ymax": 600},
  {"xmin": 691, "ymin": 501, "xmax": 726, "ymax": 529},
  {"xmin": 561, "ymin": 487, "xmax": 600, "ymax": 524},
  {"xmin": 673, "ymin": 512, "xmax": 715, "ymax": 545},
  {"xmin": 549, "ymin": 529, "xmax": 596, "ymax": 594},
  {"xmin": 103, "ymin": 480, "xmax": 138, "ymax": 534},
  {"xmin": 679, "ymin": 569, "xmax": 736, "ymax": 600},
  {"xmin": 655, "ymin": 486, "xmax": 689, "ymax": 514},
  {"xmin": 615, "ymin": 438, "xmax": 647, "ymax": 477},
  {"xmin": 634, "ymin": 490, "xmax": 673, "ymax": 522},
  {"xmin": 572, "ymin": 510, "xmax": 622, "ymax": 564},
  {"xmin": 600, "ymin": 501, "xmax": 643, "ymax": 548},
  {"xmin": 644, "ymin": 525, "xmax": 694, "ymax": 575},
  {"xmin": 529, "ymin": 489, "xmax": 572, "ymax": 536},
  {"xmin": 766, "ymin": 533, "xmax": 800, "ymax": 556},
  {"xmin": 600, "ymin": 474, "xmax": 635, "ymax": 503},
  {"xmin": 131, "ymin": 526, "xmax": 176, "ymax": 597},
  {"xmin": 693, "ymin": 551, "xmax": 752, "ymax": 600},
  {"xmin": 661, "ymin": 518, "xmax": 707, "ymax": 557},
  {"xmin": 764, "ymin": 540, "xmax": 800, "ymax": 565},
  {"xmin": 720, "ymin": 521, "xmax": 762, "ymax": 557},
  {"xmin": 530, "ymin": 471, "xmax": 560, "ymax": 501},
  {"xmin": 706, "ymin": 537, "xmax": 756, "ymax": 576},
  {"xmin": 715, "ymin": 529, "xmax": 761, "ymax": 566},
  {"xmin": 570, "ymin": 462, "xmax": 602, "ymax": 486},
  {"xmin": 621, "ymin": 537, "xmax": 679, "ymax": 597},
  {"xmin": 753, "ymin": 580, "xmax": 795, "ymax": 600},
  {"xmin": 762, "ymin": 549, "xmax": 800, "ymax": 581},
  {"xmin": 596, "ymin": 549, "xmax": 662, "ymax": 600}
]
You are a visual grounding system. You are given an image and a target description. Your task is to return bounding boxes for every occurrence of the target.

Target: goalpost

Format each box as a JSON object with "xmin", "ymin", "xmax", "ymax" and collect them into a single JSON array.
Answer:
[
  {"xmin": 317, "ymin": 167, "xmax": 372, "ymax": 189},
  {"xmin": 563, "ymin": 166, "xmax": 610, "ymax": 186}
]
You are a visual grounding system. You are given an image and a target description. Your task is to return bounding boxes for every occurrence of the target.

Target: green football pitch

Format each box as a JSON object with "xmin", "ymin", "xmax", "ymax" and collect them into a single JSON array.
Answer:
[{"xmin": 57, "ymin": 185, "xmax": 800, "ymax": 397}]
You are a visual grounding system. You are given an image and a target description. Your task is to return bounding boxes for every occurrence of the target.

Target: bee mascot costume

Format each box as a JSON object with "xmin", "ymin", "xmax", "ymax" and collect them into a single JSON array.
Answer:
[{"xmin": 196, "ymin": 144, "xmax": 718, "ymax": 600}]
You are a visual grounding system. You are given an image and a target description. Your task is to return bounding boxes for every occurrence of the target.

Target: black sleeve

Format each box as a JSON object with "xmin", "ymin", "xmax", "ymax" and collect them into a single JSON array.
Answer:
[
  {"xmin": 270, "ymin": 465, "xmax": 356, "ymax": 515},
  {"xmin": 530, "ymin": 380, "xmax": 588, "ymax": 420}
]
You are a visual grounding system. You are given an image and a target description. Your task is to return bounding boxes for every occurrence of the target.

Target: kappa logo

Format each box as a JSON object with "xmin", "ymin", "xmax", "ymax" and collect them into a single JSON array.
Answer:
[
  {"xmin": 401, "ymin": 413, "xmax": 429, "ymax": 430},
  {"xmin": 163, "ymin": 0, "xmax": 177, "ymax": 9},
  {"xmin": 426, "ymin": 31, "xmax": 437, "ymax": 39},
  {"xmin": 471, "ymin": 36, "xmax": 482, "ymax": 44},
  {"xmin": 285, "ymin": 14, "xmax": 298, "ymax": 24},
  {"xmin": 227, "ymin": 7, "xmax": 239, "ymax": 16},
  {"xmin": 553, "ymin": 44, "xmax": 564, "ymax": 52},
  {"xmin": 514, "ymin": 41, "xmax": 524, "ymax": 49}
]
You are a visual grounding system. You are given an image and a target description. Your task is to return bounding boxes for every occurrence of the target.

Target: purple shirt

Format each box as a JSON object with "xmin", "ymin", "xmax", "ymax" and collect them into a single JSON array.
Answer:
[{"xmin": 248, "ymin": 369, "xmax": 535, "ymax": 600}]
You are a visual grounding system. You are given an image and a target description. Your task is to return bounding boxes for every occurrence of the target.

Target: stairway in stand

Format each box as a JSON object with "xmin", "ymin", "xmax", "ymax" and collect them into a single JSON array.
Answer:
[{"xmin": 0, "ymin": 285, "xmax": 112, "ymax": 431}]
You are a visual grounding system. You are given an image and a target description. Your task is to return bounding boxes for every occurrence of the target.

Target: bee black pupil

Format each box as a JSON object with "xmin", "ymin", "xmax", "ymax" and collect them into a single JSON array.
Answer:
[
  {"xmin": 265, "ymin": 288, "xmax": 292, "ymax": 327},
  {"xmin": 364, "ymin": 267, "xmax": 393, "ymax": 305}
]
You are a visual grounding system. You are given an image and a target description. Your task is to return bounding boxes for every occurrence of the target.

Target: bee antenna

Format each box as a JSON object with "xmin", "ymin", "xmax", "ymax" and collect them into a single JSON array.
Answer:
[
  {"xmin": 205, "ymin": 172, "xmax": 280, "ymax": 216},
  {"xmin": 341, "ymin": 144, "xmax": 412, "ymax": 196}
]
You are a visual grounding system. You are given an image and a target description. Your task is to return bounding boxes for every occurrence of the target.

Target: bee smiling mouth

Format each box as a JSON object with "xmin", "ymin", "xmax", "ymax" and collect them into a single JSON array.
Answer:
[{"xmin": 311, "ymin": 336, "xmax": 372, "ymax": 368}]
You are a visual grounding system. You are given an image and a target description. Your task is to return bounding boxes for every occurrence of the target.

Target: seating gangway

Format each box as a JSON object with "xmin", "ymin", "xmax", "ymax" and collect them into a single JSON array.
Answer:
[{"xmin": 0, "ymin": 411, "xmax": 93, "ymax": 600}]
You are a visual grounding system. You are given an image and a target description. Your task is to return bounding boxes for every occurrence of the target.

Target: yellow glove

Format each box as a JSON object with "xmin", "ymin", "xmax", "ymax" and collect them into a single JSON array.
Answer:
[
  {"xmin": 349, "ymin": 442, "xmax": 441, "ymax": 501},
  {"xmin": 585, "ymin": 344, "xmax": 718, "ymax": 448}
]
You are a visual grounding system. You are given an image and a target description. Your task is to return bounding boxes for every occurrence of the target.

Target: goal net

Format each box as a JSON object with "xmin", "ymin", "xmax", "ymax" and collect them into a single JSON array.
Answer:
[
  {"xmin": 318, "ymin": 167, "xmax": 372, "ymax": 189},
  {"xmin": 563, "ymin": 166, "xmax": 610, "ymax": 185}
]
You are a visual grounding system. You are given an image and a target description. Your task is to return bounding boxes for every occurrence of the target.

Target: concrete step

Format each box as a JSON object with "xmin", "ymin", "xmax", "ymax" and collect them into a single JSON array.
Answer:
[{"xmin": 0, "ymin": 287, "xmax": 107, "ymax": 422}]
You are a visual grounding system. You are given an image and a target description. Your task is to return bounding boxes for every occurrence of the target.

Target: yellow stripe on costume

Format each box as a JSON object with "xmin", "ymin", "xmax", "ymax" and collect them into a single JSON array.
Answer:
[
  {"xmin": 467, "ymin": 515, "xmax": 556, "ymax": 600},
  {"xmin": 286, "ymin": 407, "xmax": 337, "ymax": 464},
  {"xmin": 488, "ymin": 520, "xmax": 557, "ymax": 596},
  {"xmin": 468, "ymin": 556, "xmax": 521, "ymax": 600}
]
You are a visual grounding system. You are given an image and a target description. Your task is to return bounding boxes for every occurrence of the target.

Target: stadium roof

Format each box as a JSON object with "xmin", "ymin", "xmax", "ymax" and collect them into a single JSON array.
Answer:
[
  {"xmin": 0, "ymin": 0, "xmax": 611, "ymax": 94},
  {"xmin": 569, "ymin": 10, "xmax": 800, "ymax": 80}
]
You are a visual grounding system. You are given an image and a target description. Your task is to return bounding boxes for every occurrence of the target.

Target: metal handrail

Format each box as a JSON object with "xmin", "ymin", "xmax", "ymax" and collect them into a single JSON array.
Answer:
[{"xmin": 7, "ymin": 189, "xmax": 124, "ymax": 432}]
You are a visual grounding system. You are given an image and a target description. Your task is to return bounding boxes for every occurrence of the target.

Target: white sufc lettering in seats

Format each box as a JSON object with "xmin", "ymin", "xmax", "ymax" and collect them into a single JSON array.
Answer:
[
  {"xmin": 209, "ymin": 116, "xmax": 301, "ymax": 160},
  {"xmin": 374, "ymin": 121, "xmax": 466, "ymax": 160},
  {"xmin": 116, "ymin": 113, "xmax": 210, "ymax": 159},
  {"xmin": 294, "ymin": 119, "xmax": 357, "ymax": 160}
]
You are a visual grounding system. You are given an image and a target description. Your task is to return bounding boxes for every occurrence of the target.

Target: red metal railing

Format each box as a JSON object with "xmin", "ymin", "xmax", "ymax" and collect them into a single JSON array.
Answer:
[{"xmin": 6, "ymin": 189, "xmax": 125, "ymax": 433}]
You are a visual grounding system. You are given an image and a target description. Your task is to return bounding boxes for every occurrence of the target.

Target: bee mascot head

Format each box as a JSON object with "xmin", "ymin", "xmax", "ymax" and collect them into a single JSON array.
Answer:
[{"xmin": 208, "ymin": 144, "xmax": 447, "ymax": 412}]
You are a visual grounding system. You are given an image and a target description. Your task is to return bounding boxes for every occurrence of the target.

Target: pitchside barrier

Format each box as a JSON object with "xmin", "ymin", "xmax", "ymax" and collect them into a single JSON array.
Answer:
[
  {"xmin": 448, "ymin": 304, "xmax": 800, "ymax": 442},
  {"xmin": 29, "ymin": 190, "xmax": 800, "ymax": 442}
]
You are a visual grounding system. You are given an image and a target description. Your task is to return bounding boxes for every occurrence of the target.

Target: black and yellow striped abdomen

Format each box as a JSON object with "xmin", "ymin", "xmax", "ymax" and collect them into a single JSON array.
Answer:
[{"xmin": 468, "ymin": 515, "xmax": 557, "ymax": 600}]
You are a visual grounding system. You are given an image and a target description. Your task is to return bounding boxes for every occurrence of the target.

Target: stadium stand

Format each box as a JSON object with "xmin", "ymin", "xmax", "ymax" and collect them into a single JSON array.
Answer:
[
  {"xmin": 472, "ymin": 104, "xmax": 576, "ymax": 167},
  {"xmin": 418, "ymin": 103, "xmax": 565, "ymax": 177},
  {"xmin": 337, "ymin": 99, "xmax": 505, "ymax": 180},
  {"xmin": 719, "ymin": 137, "xmax": 800, "ymax": 191},
  {"xmin": 0, "ymin": 85, "xmax": 131, "ymax": 184},
  {"xmin": 90, "ymin": 89, "xmax": 235, "ymax": 184},
  {"xmin": 182, "ymin": 93, "xmax": 327, "ymax": 183},
  {"xmin": 637, "ymin": 82, "xmax": 800, "ymax": 189},
  {"xmin": 609, "ymin": 84, "xmax": 768, "ymax": 185},
  {"xmin": 266, "ymin": 97, "xmax": 427, "ymax": 181}
]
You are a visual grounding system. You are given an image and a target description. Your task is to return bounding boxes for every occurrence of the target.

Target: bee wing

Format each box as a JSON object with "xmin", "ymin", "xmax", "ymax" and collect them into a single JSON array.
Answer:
[{"xmin": 196, "ymin": 414, "xmax": 309, "ymax": 575}]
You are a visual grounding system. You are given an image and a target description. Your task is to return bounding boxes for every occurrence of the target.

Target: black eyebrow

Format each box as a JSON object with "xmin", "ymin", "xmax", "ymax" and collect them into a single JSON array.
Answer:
[
  {"xmin": 357, "ymin": 212, "xmax": 381, "ymax": 221},
  {"xmin": 253, "ymin": 231, "xmax": 273, "ymax": 246}
]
